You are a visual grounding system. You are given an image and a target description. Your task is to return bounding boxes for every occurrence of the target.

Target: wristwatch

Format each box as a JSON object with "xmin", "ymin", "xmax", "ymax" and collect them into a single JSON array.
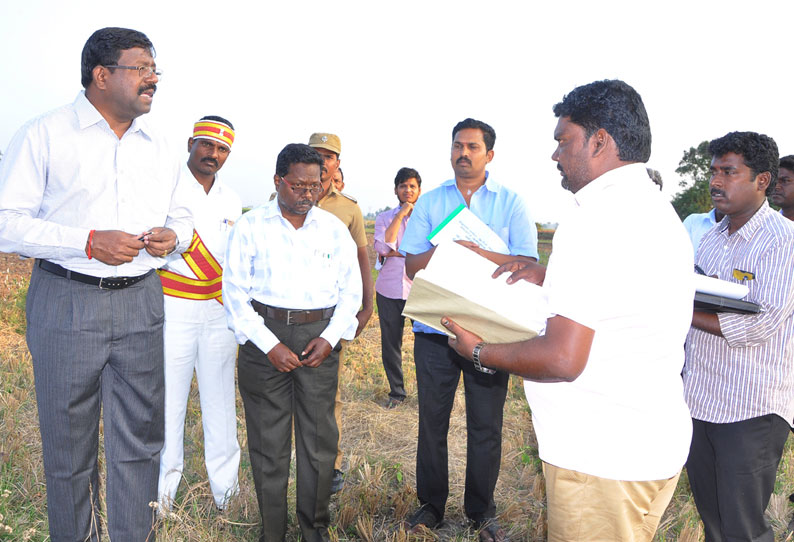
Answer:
[{"xmin": 471, "ymin": 342, "xmax": 496, "ymax": 375}]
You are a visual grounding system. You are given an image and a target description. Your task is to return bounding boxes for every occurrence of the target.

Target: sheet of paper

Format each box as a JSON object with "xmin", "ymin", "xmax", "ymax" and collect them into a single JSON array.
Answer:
[
  {"xmin": 427, "ymin": 204, "xmax": 510, "ymax": 254},
  {"xmin": 404, "ymin": 241, "xmax": 549, "ymax": 343},
  {"xmin": 693, "ymin": 274, "xmax": 749, "ymax": 300}
]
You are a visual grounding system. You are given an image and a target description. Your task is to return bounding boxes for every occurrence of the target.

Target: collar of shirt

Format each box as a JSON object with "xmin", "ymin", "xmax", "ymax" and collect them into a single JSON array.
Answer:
[
  {"xmin": 181, "ymin": 163, "xmax": 229, "ymax": 198},
  {"xmin": 572, "ymin": 163, "xmax": 648, "ymax": 207},
  {"xmin": 262, "ymin": 197, "xmax": 323, "ymax": 228},
  {"xmin": 719, "ymin": 200, "xmax": 772, "ymax": 241},
  {"xmin": 74, "ymin": 91, "xmax": 152, "ymax": 140},
  {"xmin": 440, "ymin": 170, "xmax": 498, "ymax": 195}
]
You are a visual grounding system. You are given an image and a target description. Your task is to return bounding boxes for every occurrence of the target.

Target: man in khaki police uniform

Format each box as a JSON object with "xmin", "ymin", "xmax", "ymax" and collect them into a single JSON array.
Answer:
[{"xmin": 308, "ymin": 132, "xmax": 373, "ymax": 492}]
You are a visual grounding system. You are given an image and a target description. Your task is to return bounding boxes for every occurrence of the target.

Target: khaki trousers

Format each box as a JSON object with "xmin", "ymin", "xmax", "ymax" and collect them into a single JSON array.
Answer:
[{"xmin": 543, "ymin": 462, "xmax": 680, "ymax": 542}]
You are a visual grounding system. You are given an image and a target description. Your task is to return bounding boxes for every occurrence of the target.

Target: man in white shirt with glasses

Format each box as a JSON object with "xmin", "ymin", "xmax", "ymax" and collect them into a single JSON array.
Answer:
[
  {"xmin": 0, "ymin": 27, "xmax": 192, "ymax": 541},
  {"xmin": 223, "ymin": 143, "xmax": 361, "ymax": 542}
]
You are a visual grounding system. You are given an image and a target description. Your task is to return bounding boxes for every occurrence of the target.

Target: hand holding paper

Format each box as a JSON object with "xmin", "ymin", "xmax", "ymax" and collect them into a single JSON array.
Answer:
[
  {"xmin": 403, "ymin": 242, "xmax": 549, "ymax": 343},
  {"xmin": 427, "ymin": 203, "xmax": 510, "ymax": 254}
]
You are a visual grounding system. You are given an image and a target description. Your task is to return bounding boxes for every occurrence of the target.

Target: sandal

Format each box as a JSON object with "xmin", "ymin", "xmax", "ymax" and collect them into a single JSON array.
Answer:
[{"xmin": 474, "ymin": 519, "xmax": 509, "ymax": 542}]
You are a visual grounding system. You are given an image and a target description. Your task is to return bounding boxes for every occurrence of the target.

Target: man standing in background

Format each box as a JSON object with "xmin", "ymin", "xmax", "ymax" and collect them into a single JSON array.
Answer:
[
  {"xmin": 333, "ymin": 168, "xmax": 345, "ymax": 192},
  {"xmin": 771, "ymin": 154, "xmax": 794, "ymax": 221},
  {"xmin": 157, "ymin": 115, "xmax": 242, "ymax": 512},
  {"xmin": 374, "ymin": 167, "xmax": 422, "ymax": 408},
  {"xmin": 308, "ymin": 132, "xmax": 374, "ymax": 493}
]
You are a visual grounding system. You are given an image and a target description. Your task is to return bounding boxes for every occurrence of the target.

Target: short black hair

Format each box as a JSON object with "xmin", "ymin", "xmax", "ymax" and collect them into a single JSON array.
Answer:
[
  {"xmin": 394, "ymin": 167, "xmax": 422, "ymax": 188},
  {"xmin": 275, "ymin": 144, "xmax": 323, "ymax": 178},
  {"xmin": 452, "ymin": 118, "xmax": 496, "ymax": 152},
  {"xmin": 780, "ymin": 155, "xmax": 794, "ymax": 173},
  {"xmin": 199, "ymin": 115, "xmax": 234, "ymax": 130},
  {"xmin": 709, "ymin": 131, "xmax": 779, "ymax": 196},
  {"xmin": 81, "ymin": 27, "xmax": 154, "ymax": 89},
  {"xmin": 553, "ymin": 79, "xmax": 651, "ymax": 163}
]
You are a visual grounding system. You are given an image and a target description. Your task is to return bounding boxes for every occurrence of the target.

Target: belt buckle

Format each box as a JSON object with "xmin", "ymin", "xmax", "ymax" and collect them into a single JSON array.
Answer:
[
  {"xmin": 98, "ymin": 277, "xmax": 106, "ymax": 290},
  {"xmin": 286, "ymin": 309, "xmax": 296, "ymax": 325}
]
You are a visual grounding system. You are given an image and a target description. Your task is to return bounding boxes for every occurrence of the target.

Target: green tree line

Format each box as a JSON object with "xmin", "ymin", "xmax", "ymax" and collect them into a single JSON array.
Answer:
[{"xmin": 671, "ymin": 141, "xmax": 712, "ymax": 220}]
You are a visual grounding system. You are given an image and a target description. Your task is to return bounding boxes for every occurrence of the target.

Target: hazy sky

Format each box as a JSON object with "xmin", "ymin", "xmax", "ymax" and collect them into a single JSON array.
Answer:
[{"xmin": 2, "ymin": 0, "xmax": 792, "ymax": 223}]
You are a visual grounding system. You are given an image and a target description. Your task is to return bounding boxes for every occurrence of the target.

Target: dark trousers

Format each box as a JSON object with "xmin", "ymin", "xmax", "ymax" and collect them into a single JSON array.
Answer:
[
  {"xmin": 238, "ymin": 312, "xmax": 339, "ymax": 542},
  {"xmin": 686, "ymin": 415, "xmax": 790, "ymax": 542},
  {"xmin": 413, "ymin": 332, "xmax": 509, "ymax": 522},
  {"xmin": 26, "ymin": 265, "xmax": 164, "ymax": 542},
  {"xmin": 376, "ymin": 292, "xmax": 407, "ymax": 400}
]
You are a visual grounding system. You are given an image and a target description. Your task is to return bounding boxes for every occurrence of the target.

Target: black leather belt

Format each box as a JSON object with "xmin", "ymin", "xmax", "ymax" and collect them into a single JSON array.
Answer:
[
  {"xmin": 38, "ymin": 259, "xmax": 153, "ymax": 290},
  {"xmin": 252, "ymin": 300, "xmax": 335, "ymax": 325}
]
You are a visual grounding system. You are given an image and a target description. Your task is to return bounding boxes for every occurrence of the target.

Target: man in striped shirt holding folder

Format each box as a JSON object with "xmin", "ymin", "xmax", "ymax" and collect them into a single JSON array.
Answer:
[{"xmin": 684, "ymin": 131, "xmax": 794, "ymax": 542}]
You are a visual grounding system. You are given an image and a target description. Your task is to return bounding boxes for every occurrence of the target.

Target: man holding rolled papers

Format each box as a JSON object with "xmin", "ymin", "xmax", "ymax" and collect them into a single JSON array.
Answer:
[{"xmin": 441, "ymin": 81, "xmax": 694, "ymax": 541}]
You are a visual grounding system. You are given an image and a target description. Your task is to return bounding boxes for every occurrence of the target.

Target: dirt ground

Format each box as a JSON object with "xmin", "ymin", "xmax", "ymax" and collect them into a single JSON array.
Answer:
[{"xmin": 0, "ymin": 253, "xmax": 33, "ymax": 280}]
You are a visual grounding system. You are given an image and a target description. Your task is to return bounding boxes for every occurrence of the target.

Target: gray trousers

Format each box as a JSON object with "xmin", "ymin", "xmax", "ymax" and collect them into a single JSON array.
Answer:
[
  {"xmin": 26, "ymin": 264, "xmax": 165, "ymax": 542},
  {"xmin": 238, "ymin": 310, "xmax": 338, "ymax": 542}
]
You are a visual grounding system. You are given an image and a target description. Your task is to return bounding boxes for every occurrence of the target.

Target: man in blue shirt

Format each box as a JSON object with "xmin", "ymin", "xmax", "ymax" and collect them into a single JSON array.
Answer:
[
  {"xmin": 683, "ymin": 208, "xmax": 724, "ymax": 256},
  {"xmin": 400, "ymin": 118, "xmax": 538, "ymax": 542}
]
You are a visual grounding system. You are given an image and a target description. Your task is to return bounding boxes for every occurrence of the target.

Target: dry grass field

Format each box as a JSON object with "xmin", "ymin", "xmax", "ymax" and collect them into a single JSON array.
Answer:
[{"xmin": 2, "ymin": 228, "xmax": 794, "ymax": 541}]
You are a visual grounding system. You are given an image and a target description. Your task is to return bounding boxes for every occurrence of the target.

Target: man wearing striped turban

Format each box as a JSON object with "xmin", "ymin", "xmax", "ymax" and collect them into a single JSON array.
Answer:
[{"xmin": 157, "ymin": 116, "xmax": 243, "ymax": 513}]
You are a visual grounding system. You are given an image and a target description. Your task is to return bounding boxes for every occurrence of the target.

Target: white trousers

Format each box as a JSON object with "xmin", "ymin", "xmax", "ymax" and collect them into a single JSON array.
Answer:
[{"xmin": 157, "ymin": 296, "xmax": 240, "ymax": 509}]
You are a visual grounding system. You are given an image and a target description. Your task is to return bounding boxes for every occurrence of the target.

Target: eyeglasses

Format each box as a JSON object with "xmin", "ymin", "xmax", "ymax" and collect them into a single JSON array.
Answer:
[
  {"xmin": 279, "ymin": 177, "xmax": 323, "ymax": 195},
  {"xmin": 104, "ymin": 65, "xmax": 162, "ymax": 79}
]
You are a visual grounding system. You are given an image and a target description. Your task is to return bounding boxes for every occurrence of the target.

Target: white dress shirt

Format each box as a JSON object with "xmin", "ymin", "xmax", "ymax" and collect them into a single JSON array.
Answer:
[
  {"xmin": 0, "ymin": 92, "xmax": 193, "ymax": 276},
  {"xmin": 524, "ymin": 163, "xmax": 694, "ymax": 481},
  {"xmin": 161, "ymin": 165, "xmax": 242, "ymax": 323},
  {"xmin": 223, "ymin": 198, "xmax": 362, "ymax": 354}
]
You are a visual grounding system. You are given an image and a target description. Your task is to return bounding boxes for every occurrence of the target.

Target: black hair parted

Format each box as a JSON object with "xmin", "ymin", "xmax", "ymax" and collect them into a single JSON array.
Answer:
[
  {"xmin": 81, "ymin": 27, "xmax": 154, "ymax": 89},
  {"xmin": 452, "ymin": 118, "xmax": 496, "ymax": 152},
  {"xmin": 709, "ymin": 132, "xmax": 779, "ymax": 195},
  {"xmin": 275, "ymin": 144, "xmax": 323, "ymax": 177},
  {"xmin": 200, "ymin": 115, "xmax": 234, "ymax": 130},
  {"xmin": 394, "ymin": 167, "xmax": 422, "ymax": 188},
  {"xmin": 780, "ymin": 155, "xmax": 794, "ymax": 173},
  {"xmin": 553, "ymin": 79, "xmax": 651, "ymax": 163}
]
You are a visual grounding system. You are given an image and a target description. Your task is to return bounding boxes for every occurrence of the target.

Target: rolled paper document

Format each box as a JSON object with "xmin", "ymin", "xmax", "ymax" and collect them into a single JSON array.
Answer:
[{"xmin": 693, "ymin": 274, "xmax": 749, "ymax": 300}]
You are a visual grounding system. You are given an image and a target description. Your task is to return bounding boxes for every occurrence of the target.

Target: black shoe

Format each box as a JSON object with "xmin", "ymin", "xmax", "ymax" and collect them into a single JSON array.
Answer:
[
  {"xmin": 331, "ymin": 469, "xmax": 345, "ymax": 494},
  {"xmin": 405, "ymin": 504, "xmax": 441, "ymax": 533}
]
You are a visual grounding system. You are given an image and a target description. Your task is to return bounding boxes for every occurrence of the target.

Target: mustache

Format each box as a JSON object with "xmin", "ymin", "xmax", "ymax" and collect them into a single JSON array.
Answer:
[
  {"xmin": 201, "ymin": 157, "xmax": 218, "ymax": 166},
  {"xmin": 456, "ymin": 157, "xmax": 471, "ymax": 165},
  {"xmin": 710, "ymin": 188, "xmax": 725, "ymax": 198},
  {"xmin": 557, "ymin": 164, "xmax": 564, "ymax": 173},
  {"xmin": 138, "ymin": 84, "xmax": 157, "ymax": 95}
]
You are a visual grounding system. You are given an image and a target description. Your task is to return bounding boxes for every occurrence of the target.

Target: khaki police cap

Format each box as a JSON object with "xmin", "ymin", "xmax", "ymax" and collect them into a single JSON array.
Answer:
[{"xmin": 309, "ymin": 133, "xmax": 341, "ymax": 155}]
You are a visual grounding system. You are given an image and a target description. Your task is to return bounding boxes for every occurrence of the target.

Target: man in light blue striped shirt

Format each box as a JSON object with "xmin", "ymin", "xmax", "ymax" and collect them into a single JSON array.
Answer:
[{"xmin": 684, "ymin": 131, "xmax": 794, "ymax": 542}]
